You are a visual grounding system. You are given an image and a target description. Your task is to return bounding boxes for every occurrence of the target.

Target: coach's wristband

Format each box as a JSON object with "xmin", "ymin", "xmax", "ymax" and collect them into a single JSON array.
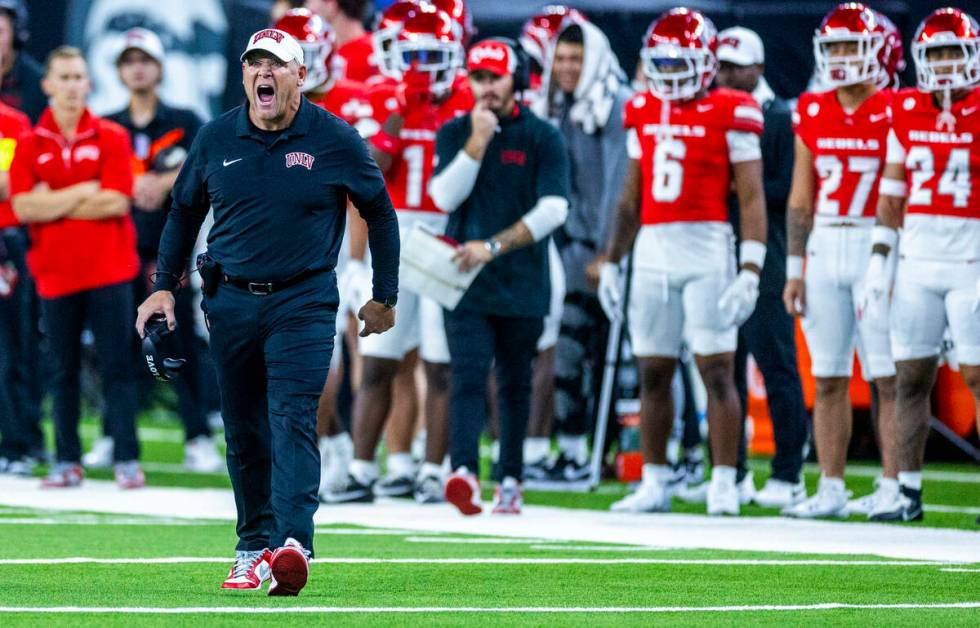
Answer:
[
  {"xmin": 740, "ymin": 240, "xmax": 767, "ymax": 270},
  {"xmin": 786, "ymin": 255, "xmax": 804, "ymax": 280},
  {"xmin": 370, "ymin": 130, "xmax": 401, "ymax": 156},
  {"xmin": 871, "ymin": 225, "xmax": 898, "ymax": 252},
  {"xmin": 878, "ymin": 178, "xmax": 908, "ymax": 197}
]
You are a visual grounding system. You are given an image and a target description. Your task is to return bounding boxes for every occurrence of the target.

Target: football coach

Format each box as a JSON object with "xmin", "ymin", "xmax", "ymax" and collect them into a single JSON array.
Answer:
[
  {"xmin": 135, "ymin": 29, "xmax": 399, "ymax": 596},
  {"xmin": 429, "ymin": 38, "xmax": 570, "ymax": 516}
]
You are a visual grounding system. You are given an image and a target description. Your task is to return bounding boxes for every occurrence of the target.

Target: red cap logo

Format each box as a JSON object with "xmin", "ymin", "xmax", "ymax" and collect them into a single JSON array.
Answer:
[
  {"xmin": 253, "ymin": 29, "xmax": 284, "ymax": 44},
  {"xmin": 467, "ymin": 41, "xmax": 514, "ymax": 75}
]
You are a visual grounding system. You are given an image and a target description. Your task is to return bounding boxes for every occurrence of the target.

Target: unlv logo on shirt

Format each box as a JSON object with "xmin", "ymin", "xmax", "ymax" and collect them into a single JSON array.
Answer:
[{"xmin": 285, "ymin": 151, "xmax": 314, "ymax": 170}]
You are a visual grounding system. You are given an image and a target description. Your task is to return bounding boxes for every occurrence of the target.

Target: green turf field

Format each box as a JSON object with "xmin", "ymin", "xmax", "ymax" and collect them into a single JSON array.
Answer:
[{"xmin": 0, "ymin": 413, "xmax": 975, "ymax": 625}]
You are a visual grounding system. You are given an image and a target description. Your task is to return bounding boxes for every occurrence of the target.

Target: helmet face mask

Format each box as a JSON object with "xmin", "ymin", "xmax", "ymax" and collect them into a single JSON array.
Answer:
[
  {"xmin": 392, "ymin": 37, "xmax": 462, "ymax": 95},
  {"xmin": 914, "ymin": 39, "xmax": 980, "ymax": 91},
  {"xmin": 274, "ymin": 8, "xmax": 333, "ymax": 92},
  {"xmin": 814, "ymin": 31, "xmax": 884, "ymax": 87},
  {"xmin": 641, "ymin": 8, "xmax": 718, "ymax": 102},
  {"xmin": 298, "ymin": 40, "xmax": 331, "ymax": 91}
]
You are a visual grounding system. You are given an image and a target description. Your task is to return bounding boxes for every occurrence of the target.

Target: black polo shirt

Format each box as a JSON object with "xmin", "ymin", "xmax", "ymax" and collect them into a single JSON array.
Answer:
[
  {"xmin": 434, "ymin": 103, "xmax": 570, "ymax": 317},
  {"xmin": 155, "ymin": 97, "xmax": 399, "ymax": 300},
  {"xmin": 0, "ymin": 52, "xmax": 45, "ymax": 123},
  {"xmin": 106, "ymin": 101, "xmax": 203, "ymax": 260}
]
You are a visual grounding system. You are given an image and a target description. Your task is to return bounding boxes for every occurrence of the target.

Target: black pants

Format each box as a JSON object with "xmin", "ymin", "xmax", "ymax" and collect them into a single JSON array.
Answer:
[
  {"xmin": 204, "ymin": 271, "xmax": 336, "ymax": 556},
  {"xmin": 554, "ymin": 292, "xmax": 608, "ymax": 438},
  {"xmin": 133, "ymin": 262, "xmax": 214, "ymax": 441},
  {"xmin": 446, "ymin": 309, "xmax": 543, "ymax": 481},
  {"xmin": 735, "ymin": 291, "xmax": 809, "ymax": 483},
  {"xmin": 0, "ymin": 230, "xmax": 44, "ymax": 460},
  {"xmin": 41, "ymin": 280, "xmax": 139, "ymax": 463}
]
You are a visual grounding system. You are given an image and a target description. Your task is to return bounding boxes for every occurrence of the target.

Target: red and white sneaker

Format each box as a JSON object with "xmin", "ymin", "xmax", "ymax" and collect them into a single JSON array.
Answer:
[
  {"xmin": 444, "ymin": 467, "xmax": 483, "ymax": 516},
  {"xmin": 41, "ymin": 463, "xmax": 84, "ymax": 488},
  {"xmin": 268, "ymin": 537, "xmax": 310, "ymax": 596},
  {"xmin": 114, "ymin": 461, "xmax": 145, "ymax": 489},
  {"xmin": 221, "ymin": 549, "xmax": 272, "ymax": 590},
  {"xmin": 492, "ymin": 477, "xmax": 523, "ymax": 515}
]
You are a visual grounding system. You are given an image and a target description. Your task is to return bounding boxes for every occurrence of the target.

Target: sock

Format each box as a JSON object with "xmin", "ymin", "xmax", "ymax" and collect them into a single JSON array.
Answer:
[
  {"xmin": 819, "ymin": 475, "xmax": 846, "ymax": 493},
  {"xmin": 558, "ymin": 435, "xmax": 588, "ymax": 465},
  {"xmin": 419, "ymin": 461, "xmax": 443, "ymax": 480},
  {"xmin": 491, "ymin": 440, "xmax": 500, "ymax": 463},
  {"xmin": 711, "ymin": 465, "xmax": 736, "ymax": 485},
  {"xmin": 318, "ymin": 436, "xmax": 330, "ymax": 458},
  {"xmin": 897, "ymin": 471, "xmax": 922, "ymax": 490},
  {"xmin": 642, "ymin": 463, "xmax": 670, "ymax": 486},
  {"xmin": 685, "ymin": 447, "xmax": 704, "ymax": 464},
  {"xmin": 327, "ymin": 432, "xmax": 353, "ymax": 456},
  {"xmin": 523, "ymin": 437, "xmax": 550, "ymax": 464},
  {"xmin": 386, "ymin": 452, "xmax": 415, "ymax": 478},
  {"xmin": 349, "ymin": 459, "xmax": 378, "ymax": 485},
  {"xmin": 878, "ymin": 477, "xmax": 899, "ymax": 494}
]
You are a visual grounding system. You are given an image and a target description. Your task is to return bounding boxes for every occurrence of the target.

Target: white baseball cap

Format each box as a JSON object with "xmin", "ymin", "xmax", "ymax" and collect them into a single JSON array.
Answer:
[
  {"xmin": 717, "ymin": 27, "xmax": 765, "ymax": 66},
  {"xmin": 240, "ymin": 28, "xmax": 305, "ymax": 65},
  {"xmin": 116, "ymin": 28, "xmax": 165, "ymax": 65}
]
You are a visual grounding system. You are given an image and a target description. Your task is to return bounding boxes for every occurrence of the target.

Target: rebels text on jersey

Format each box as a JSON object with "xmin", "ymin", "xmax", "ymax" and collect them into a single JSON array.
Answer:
[
  {"xmin": 794, "ymin": 89, "xmax": 892, "ymax": 219},
  {"xmin": 370, "ymin": 75, "xmax": 474, "ymax": 213},
  {"xmin": 624, "ymin": 87, "xmax": 764, "ymax": 225},
  {"xmin": 889, "ymin": 87, "xmax": 980, "ymax": 220}
]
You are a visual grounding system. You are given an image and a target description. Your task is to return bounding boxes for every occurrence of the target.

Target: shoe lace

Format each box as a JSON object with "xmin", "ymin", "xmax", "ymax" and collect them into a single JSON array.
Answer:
[{"xmin": 232, "ymin": 550, "xmax": 265, "ymax": 579}]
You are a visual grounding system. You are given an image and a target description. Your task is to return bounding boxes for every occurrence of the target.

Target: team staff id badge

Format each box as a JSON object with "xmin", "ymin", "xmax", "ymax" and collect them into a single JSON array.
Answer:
[{"xmin": 400, "ymin": 223, "xmax": 483, "ymax": 310}]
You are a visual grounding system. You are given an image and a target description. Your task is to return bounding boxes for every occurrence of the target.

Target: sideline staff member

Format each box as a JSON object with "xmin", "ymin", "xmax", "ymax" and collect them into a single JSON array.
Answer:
[
  {"xmin": 136, "ymin": 29, "xmax": 399, "ymax": 596},
  {"xmin": 430, "ymin": 38, "xmax": 570, "ymax": 517}
]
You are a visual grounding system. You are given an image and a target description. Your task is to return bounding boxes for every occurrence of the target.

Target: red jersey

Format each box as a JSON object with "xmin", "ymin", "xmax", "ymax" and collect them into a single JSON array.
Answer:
[
  {"xmin": 310, "ymin": 79, "xmax": 378, "ymax": 138},
  {"xmin": 794, "ymin": 89, "xmax": 892, "ymax": 219},
  {"xmin": 9, "ymin": 108, "xmax": 138, "ymax": 298},
  {"xmin": 332, "ymin": 33, "xmax": 379, "ymax": 83},
  {"xmin": 889, "ymin": 87, "xmax": 980, "ymax": 219},
  {"xmin": 0, "ymin": 102, "xmax": 31, "ymax": 229},
  {"xmin": 371, "ymin": 76, "xmax": 473, "ymax": 212},
  {"xmin": 624, "ymin": 88, "xmax": 764, "ymax": 225}
]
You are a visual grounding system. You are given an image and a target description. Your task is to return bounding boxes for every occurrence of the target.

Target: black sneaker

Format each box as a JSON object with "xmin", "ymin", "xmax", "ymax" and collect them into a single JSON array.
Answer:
[
  {"xmin": 869, "ymin": 485, "xmax": 924, "ymax": 522},
  {"xmin": 321, "ymin": 474, "xmax": 374, "ymax": 503},
  {"xmin": 546, "ymin": 453, "xmax": 590, "ymax": 482},
  {"xmin": 374, "ymin": 474, "xmax": 414, "ymax": 498},
  {"xmin": 523, "ymin": 458, "xmax": 550, "ymax": 481},
  {"xmin": 414, "ymin": 474, "xmax": 444, "ymax": 504}
]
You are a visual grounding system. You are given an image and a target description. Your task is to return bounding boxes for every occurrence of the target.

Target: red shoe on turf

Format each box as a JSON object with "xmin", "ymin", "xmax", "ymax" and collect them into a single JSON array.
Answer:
[
  {"xmin": 268, "ymin": 538, "xmax": 310, "ymax": 596},
  {"xmin": 41, "ymin": 463, "xmax": 84, "ymax": 488},
  {"xmin": 444, "ymin": 467, "xmax": 483, "ymax": 516},
  {"xmin": 221, "ymin": 549, "xmax": 272, "ymax": 590}
]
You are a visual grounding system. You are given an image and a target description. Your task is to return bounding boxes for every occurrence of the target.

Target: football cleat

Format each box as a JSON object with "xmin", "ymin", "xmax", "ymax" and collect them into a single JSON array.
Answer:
[
  {"xmin": 444, "ymin": 467, "xmax": 483, "ymax": 516},
  {"xmin": 184, "ymin": 435, "xmax": 224, "ymax": 473},
  {"xmin": 114, "ymin": 461, "xmax": 145, "ymax": 489},
  {"xmin": 414, "ymin": 473, "xmax": 444, "ymax": 505},
  {"xmin": 610, "ymin": 480, "xmax": 671, "ymax": 513},
  {"xmin": 322, "ymin": 474, "xmax": 375, "ymax": 503},
  {"xmin": 753, "ymin": 478, "xmax": 807, "ymax": 509},
  {"xmin": 545, "ymin": 453, "xmax": 590, "ymax": 482},
  {"xmin": 782, "ymin": 477, "xmax": 850, "ymax": 519},
  {"xmin": 221, "ymin": 549, "xmax": 272, "ymax": 590},
  {"xmin": 268, "ymin": 538, "xmax": 310, "ymax": 596},
  {"xmin": 522, "ymin": 458, "xmax": 550, "ymax": 482},
  {"xmin": 320, "ymin": 435, "xmax": 354, "ymax": 496},
  {"xmin": 846, "ymin": 478, "xmax": 898, "ymax": 517},
  {"xmin": 737, "ymin": 470, "xmax": 756, "ymax": 505},
  {"xmin": 82, "ymin": 436, "xmax": 114, "ymax": 469},
  {"xmin": 707, "ymin": 474, "xmax": 740, "ymax": 516},
  {"xmin": 374, "ymin": 473, "xmax": 415, "ymax": 498},
  {"xmin": 41, "ymin": 462, "xmax": 84, "ymax": 488},
  {"xmin": 491, "ymin": 477, "xmax": 523, "ymax": 515},
  {"xmin": 869, "ymin": 485, "xmax": 924, "ymax": 522}
]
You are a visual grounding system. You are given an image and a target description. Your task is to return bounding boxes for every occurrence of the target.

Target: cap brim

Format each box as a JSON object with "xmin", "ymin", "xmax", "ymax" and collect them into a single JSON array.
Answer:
[
  {"xmin": 240, "ymin": 40, "xmax": 297, "ymax": 64},
  {"xmin": 117, "ymin": 44, "xmax": 164, "ymax": 65},
  {"xmin": 717, "ymin": 50, "xmax": 755, "ymax": 66},
  {"xmin": 467, "ymin": 64, "xmax": 506, "ymax": 76}
]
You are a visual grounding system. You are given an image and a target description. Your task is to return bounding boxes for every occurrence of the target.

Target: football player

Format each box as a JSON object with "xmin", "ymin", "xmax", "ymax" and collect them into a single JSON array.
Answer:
[
  {"xmin": 305, "ymin": 0, "xmax": 380, "ymax": 82},
  {"xmin": 326, "ymin": 5, "xmax": 473, "ymax": 505},
  {"xmin": 275, "ymin": 8, "xmax": 379, "ymax": 499},
  {"xmin": 782, "ymin": 3, "xmax": 902, "ymax": 519},
  {"xmin": 862, "ymin": 7, "xmax": 980, "ymax": 521},
  {"xmin": 598, "ymin": 8, "xmax": 767, "ymax": 516}
]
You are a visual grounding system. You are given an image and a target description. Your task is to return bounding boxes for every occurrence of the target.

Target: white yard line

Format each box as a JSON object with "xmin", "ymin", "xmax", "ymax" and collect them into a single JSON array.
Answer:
[
  {"xmin": 940, "ymin": 568, "xmax": 980, "ymax": 573},
  {"xmin": 0, "ymin": 557, "xmax": 965, "ymax": 566},
  {"xmin": 0, "ymin": 602, "xmax": 978, "ymax": 614},
  {"xmin": 403, "ymin": 536, "xmax": 556, "ymax": 544},
  {"xmin": 1, "ymin": 476, "xmax": 978, "ymax": 562}
]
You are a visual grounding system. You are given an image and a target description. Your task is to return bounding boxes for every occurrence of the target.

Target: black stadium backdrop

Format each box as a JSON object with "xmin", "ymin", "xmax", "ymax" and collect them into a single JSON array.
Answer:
[{"xmin": 24, "ymin": 0, "xmax": 980, "ymax": 121}]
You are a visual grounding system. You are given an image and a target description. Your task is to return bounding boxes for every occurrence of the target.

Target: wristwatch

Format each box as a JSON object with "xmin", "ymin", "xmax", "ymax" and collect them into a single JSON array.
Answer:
[
  {"xmin": 374, "ymin": 294, "xmax": 397, "ymax": 309},
  {"xmin": 484, "ymin": 238, "xmax": 502, "ymax": 258}
]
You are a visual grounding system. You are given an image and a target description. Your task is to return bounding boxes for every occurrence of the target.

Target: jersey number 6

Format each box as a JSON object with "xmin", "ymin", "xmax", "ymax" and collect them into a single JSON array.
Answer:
[{"xmin": 652, "ymin": 139, "xmax": 686, "ymax": 202}]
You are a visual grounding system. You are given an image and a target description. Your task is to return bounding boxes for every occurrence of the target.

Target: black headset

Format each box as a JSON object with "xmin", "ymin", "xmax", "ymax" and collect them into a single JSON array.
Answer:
[
  {"xmin": 0, "ymin": 0, "xmax": 27, "ymax": 48},
  {"xmin": 142, "ymin": 315, "xmax": 187, "ymax": 382},
  {"xmin": 477, "ymin": 36, "xmax": 531, "ymax": 93}
]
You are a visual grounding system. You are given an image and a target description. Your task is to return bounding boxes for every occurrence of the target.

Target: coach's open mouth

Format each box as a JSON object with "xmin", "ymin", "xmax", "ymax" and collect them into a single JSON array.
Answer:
[{"xmin": 256, "ymin": 84, "xmax": 275, "ymax": 106}]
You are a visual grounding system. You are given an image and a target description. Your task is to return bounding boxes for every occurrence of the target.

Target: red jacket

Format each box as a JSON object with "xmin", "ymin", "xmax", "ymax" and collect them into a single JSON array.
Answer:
[{"xmin": 0, "ymin": 101, "xmax": 31, "ymax": 228}]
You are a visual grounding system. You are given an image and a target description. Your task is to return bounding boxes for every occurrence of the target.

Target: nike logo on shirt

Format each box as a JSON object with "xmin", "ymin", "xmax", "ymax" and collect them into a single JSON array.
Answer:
[{"xmin": 223, "ymin": 158, "xmax": 243, "ymax": 167}]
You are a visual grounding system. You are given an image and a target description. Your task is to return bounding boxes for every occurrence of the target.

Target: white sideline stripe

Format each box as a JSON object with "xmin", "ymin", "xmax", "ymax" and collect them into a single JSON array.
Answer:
[
  {"xmin": 924, "ymin": 504, "xmax": 980, "ymax": 515},
  {"xmin": 1, "ymin": 602, "xmax": 978, "ymax": 614},
  {"xmin": 316, "ymin": 528, "xmax": 427, "ymax": 536},
  {"xmin": 404, "ymin": 536, "xmax": 555, "ymax": 544},
  {"xmin": 0, "ymin": 517, "xmax": 224, "ymax": 526},
  {"xmin": 140, "ymin": 462, "xmax": 224, "ymax": 475},
  {"xmin": 800, "ymin": 463, "xmax": 980, "ymax": 485},
  {"xmin": 940, "ymin": 568, "xmax": 980, "ymax": 573},
  {"xmin": 531, "ymin": 545, "xmax": 670, "ymax": 552},
  {"xmin": 0, "ymin": 557, "xmax": 964, "ymax": 566}
]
